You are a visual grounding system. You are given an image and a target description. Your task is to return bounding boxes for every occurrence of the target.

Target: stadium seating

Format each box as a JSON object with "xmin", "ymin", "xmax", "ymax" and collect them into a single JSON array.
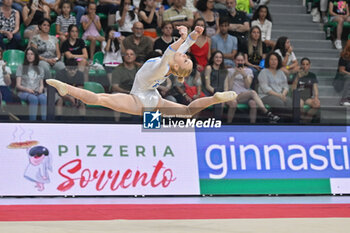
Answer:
[{"xmin": 3, "ymin": 49, "xmax": 25, "ymax": 75}]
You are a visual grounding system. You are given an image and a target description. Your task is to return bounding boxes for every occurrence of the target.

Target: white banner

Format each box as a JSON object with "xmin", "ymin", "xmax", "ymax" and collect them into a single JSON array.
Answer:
[{"xmin": 0, "ymin": 123, "xmax": 200, "ymax": 196}]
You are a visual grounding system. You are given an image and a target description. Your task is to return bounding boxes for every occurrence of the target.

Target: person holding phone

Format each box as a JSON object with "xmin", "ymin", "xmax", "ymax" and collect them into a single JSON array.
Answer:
[
  {"xmin": 22, "ymin": 0, "xmax": 50, "ymax": 39},
  {"xmin": 224, "ymin": 53, "xmax": 279, "ymax": 123},
  {"xmin": 116, "ymin": 0, "xmax": 139, "ymax": 37},
  {"xmin": 102, "ymin": 27, "xmax": 125, "ymax": 86}
]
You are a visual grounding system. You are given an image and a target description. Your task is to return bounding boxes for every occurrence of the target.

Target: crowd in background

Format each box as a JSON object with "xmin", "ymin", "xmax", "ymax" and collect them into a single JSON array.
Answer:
[{"xmin": 0, "ymin": 0, "xmax": 348, "ymax": 123}]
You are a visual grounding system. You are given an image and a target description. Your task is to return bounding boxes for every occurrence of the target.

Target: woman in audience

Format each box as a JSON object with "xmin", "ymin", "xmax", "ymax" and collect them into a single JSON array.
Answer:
[
  {"xmin": 258, "ymin": 52, "xmax": 292, "ymax": 116},
  {"xmin": 61, "ymin": 24, "xmax": 89, "ymax": 81},
  {"xmin": 138, "ymin": 0, "xmax": 163, "ymax": 39},
  {"xmin": 194, "ymin": 0, "xmax": 219, "ymax": 37},
  {"xmin": 23, "ymin": 0, "xmax": 50, "ymax": 39},
  {"xmin": 153, "ymin": 21, "xmax": 177, "ymax": 54},
  {"xmin": 190, "ymin": 18, "xmax": 211, "ymax": 72},
  {"xmin": 244, "ymin": 26, "xmax": 267, "ymax": 81},
  {"xmin": 81, "ymin": 2, "xmax": 105, "ymax": 59},
  {"xmin": 292, "ymin": 57, "xmax": 320, "ymax": 122},
  {"xmin": 55, "ymin": 0, "xmax": 76, "ymax": 42},
  {"xmin": 225, "ymin": 53, "xmax": 279, "ymax": 123},
  {"xmin": 334, "ymin": 40, "xmax": 350, "ymax": 106},
  {"xmin": 329, "ymin": 0, "xmax": 350, "ymax": 50},
  {"xmin": 274, "ymin": 36, "xmax": 299, "ymax": 76},
  {"xmin": 30, "ymin": 18, "xmax": 65, "ymax": 79},
  {"xmin": 116, "ymin": 0, "xmax": 139, "ymax": 37},
  {"xmin": 16, "ymin": 47, "xmax": 47, "ymax": 121},
  {"xmin": 203, "ymin": 50, "xmax": 228, "ymax": 117},
  {"xmin": 251, "ymin": 5, "xmax": 274, "ymax": 48},
  {"xmin": 0, "ymin": 48, "xmax": 19, "ymax": 104},
  {"xmin": 0, "ymin": 0, "xmax": 21, "ymax": 50},
  {"xmin": 102, "ymin": 26, "xmax": 125, "ymax": 86}
]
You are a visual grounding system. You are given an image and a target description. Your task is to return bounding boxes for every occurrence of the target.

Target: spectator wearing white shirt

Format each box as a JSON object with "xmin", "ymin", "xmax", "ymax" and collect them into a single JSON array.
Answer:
[
  {"xmin": 116, "ymin": 0, "xmax": 139, "ymax": 37},
  {"xmin": 251, "ymin": 5, "xmax": 274, "ymax": 48},
  {"xmin": 274, "ymin": 36, "xmax": 299, "ymax": 77}
]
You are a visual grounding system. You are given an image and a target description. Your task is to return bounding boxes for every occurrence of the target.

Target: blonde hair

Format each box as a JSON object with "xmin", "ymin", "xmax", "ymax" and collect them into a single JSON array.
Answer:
[{"xmin": 170, "ymin": 65, "xmax": 192, "ymax": 83}]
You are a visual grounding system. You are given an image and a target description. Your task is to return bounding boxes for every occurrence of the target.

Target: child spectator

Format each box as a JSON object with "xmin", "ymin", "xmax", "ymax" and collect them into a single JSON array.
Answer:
[
  {"xmin": 81, "ymin": 2, "xmax": 105, "ymax": 59},
  {"xmin": 16, "ymin": 47, "xmax": 47, "ymax": 121},
  {"xmin": 116, "ymin": 0, "xmax": 139, "ymax": 37},
  {"xmin": 55, "ymin": 0, "xmax": 76, "ymax": 42},
  {"xmin": 329, "ymin": 0, "xmax": 350, "ymax": 50},
  {"xmin": 138, "ymin": 0, "xmax": 163, "ymax": 39}
]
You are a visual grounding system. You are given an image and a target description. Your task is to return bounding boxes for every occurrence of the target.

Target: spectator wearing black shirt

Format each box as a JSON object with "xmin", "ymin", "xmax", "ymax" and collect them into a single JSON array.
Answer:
[
  {"xmin": 292, "ymin": 58, "xmax": 320, "ymax": 122},
  {"xmin": 154, "ymin": 21, "xmax": 177, "ymax": 54},
  {"xmin": 55, "ymin": 58, "xmax": 85, "ymax": 116},
  {"xmin": 224, "ymin": 0, "xmax": 250, "ymax": 52}
]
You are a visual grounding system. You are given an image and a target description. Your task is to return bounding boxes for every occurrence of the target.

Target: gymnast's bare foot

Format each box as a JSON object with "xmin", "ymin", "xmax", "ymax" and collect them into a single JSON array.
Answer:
[
  {"xmin": 46, "ymin": 79, "xmax": 68, "ymax": 96},
  {"xmin": 214, "ymin": 91, "xmax": 237, "ymax": 102}
]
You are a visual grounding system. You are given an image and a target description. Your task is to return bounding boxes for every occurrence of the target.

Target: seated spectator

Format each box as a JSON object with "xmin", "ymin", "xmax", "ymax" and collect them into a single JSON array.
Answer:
[
  {"xmin": 0, "ymin": 0, "xmax": 21, "ymax": 50},
  {"xmin": 55, "ymin": 58, "xmax": 85, "ymax": 117},
  {"xmin": 225, "ymin": 53, "xmax": 279, "ymax": 123},
  {"xmin": 334, "ymin": 40, "xmax": 350, "ymax": 105},
  {"xmin": 274, "ymin": 36, "xmax": 299, "ymax": 77},
  {"xmin": 0, "ymin": 48, "xmax": 19, "ymax": 104},
  {"xmin": 116, "ymin": 0, "xmax": 139, "ymax": 37},
  {"xmin": 211, "ymin": 16, "xmax": 237, "ymax": 68},
  {"xmin": 186, "ymin": 0, "xmax": 197, "ymax": 13},
  {"xmin": 194, "ymin": 0, "xmax": 219, "ymax": 37},
  {"xmin": 258, "ymin": 52, "xmax": 292, "ymax": 116},
  {"xmin": 123, "ymin": 22, "xmax": 154, "ymax": 63},
  {"xmin": 55, "ymin": 0, "xmax": 76, "ymax": 42},
  {"xmin": 102, "ymin": 26, "xmax": 125, "ymax": 86},
  {"xmin": 329, "ymin": 0, "xmax": 350, "ymax": 50},
  {"xmin": 52, "ymin": 0, "xmax": 86, "ymax": 27},
  {"xmin": 61, "ymin": 24, "xmax": 89, "ymax": 81},
  {"xmin": 138, "ymin": 0, "xmax": 163, "ymax": 39},
  {"xmin": 81, "ymin": 2, "xmax": 105, "ymax": 59},
  {"xmin": 292, "ymin": 57, "xmax": 320, "ymax": 122},
  {"xmin": 173, "ymin": 52, "xmax": 203, "ymax": 104},
  {"xmin": 203, "ymin": 50, "xmax": 228, "ymax": 118},
  {"xmin": 251, "ymin": 5, "xmax": 274, "ymax": 48},
  {"xmin": 224, "ymin": 0, "xmax": 250, "ymax": 52},
  {"xmin": 22, "ymin": 0, "xmax": 50, "ymax": 39},
  {"xmin": 154, "ymin": 21, "xmax": 177, "ymax": 54},
  {"xmin": 236, "ymin": 0, "xmax": 254, "ymax": 17},
  {"xmin": 190, "ymin": 18, "xmax": 211, "ymax": 72},
  {"xmin": 16, "ymin": 47, "xmax": 47, "ymax": 121},
  {"xmin": 163, "ymin": 0, "xmax": 194, "ymax": 30},
  {"xmin": 244, "ymin": 26, "xmax": 267, "ymax": 80},
  {"xmin": 30, "ymin": 18, "xmax": 65, "ymax": 79},
  {"xmin": 96, "ymin": 0, "xmax": 120, "ymax": 20}
]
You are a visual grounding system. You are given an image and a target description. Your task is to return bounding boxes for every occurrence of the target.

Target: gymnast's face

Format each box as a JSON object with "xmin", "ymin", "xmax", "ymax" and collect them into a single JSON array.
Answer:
[{"xmin": 173, "ymin": 52, "xmax": 193, "ymax": 71}]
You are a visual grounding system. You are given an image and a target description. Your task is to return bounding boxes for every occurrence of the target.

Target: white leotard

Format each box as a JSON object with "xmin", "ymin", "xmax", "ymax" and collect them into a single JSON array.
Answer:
[{"xmin": 130, "ymin": 35, "xmax": 195, "ymax": 109}]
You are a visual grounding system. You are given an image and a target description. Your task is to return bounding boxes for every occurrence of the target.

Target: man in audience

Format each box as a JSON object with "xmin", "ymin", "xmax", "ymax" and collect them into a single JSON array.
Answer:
[
  {"xmin": 224, "ymin": 0, "xmax": 250, "ymax": 52},
  {"xmin": 163, "ymin": 0, "xmax": 194, "ymax": 29},
  {"xmin": 211, "ymin": 17, "xmax": 238, "ymax": 68},
  {"xmin": 123, "ymin": 22, "xmax": 154, "ymax": 63}
]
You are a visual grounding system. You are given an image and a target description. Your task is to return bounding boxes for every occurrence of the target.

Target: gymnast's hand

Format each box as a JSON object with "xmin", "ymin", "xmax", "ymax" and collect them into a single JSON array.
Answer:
[
  {"xmin": 177, "ymin": 26, "xmax": 188, "ymax": 40},
  {"xmin": 194, "ymin": 26, "xmax": 204, "ymax": 35}
]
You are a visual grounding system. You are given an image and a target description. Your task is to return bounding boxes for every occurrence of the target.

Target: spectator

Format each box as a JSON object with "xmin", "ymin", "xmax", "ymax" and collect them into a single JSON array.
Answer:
[
  {"xmin": 16, "ymin": 47, "xmax": 46, "ymax": 121},
  {"xmin": 22, "ymin": 0, "xmax": 50, "ymax": 39},
  {"xmin": 244, "ymin": 26, "xmax": 267, "ymax": 81},
  {"xmin": 0, "ymin": 48, "xmax": 19, "ymax": 104},
  {"xmin": 96, "ymin": 0, "xmax": 120, "ymax": 20},
  {"xmin": 258, "ymin": 52, "xmax": 292, "ymax": 116},
  {"xmin": 52, "ymin": 0, "xmax": 87, "ymax": 27},
  {"xmin": 211, "ymin": 16, "xmax": 237, "ymax": 68},
  {"xmin": 186, "ymin": 0, "xmax": 197, "ymax": 13},
  {"xmin": 163, "ymin": 0, "xmax": 194, "ymax": 29},
  {"xmin": 320, "ymin": 0, "xmax": 329, "ymax": 23},
  {"xmin": 190, "ymin": 18, "xmax": 211, "ymax": 72},
  {"xmin": 194, "ymin": 0, "xmax": 219, "ymax": 37},
  {"xmin": 55, "ymin": 58, "xmax": 85, "ymax": 116},
  {"xmin": 292, "ymin": 57, "xmax": 320, "ymax": 122},
  {"xmin": 334, "ymin": 40, "xmax": 350, "ymax": 105},
  {"xmin": 81, "ymin": 2, "xmax": 105, "ymax": 59},
  {"xmin": 0, "ymin": 0, "xmax": 21, "ymax": 50},
  {"xmin": 55, "ymin": 0, "xmax": 76, "ymax": 42},
  {"xmin": 30, "ymin": 18, "xmax": 65, "ymax": 79},
  {"xmin": 225, "ymin": 52, "xmax": 279, "ymax": 123},
  {"xmin": 203, "ymin": 50, "xmax": 228, "ymax": 118},
  {"xmin": 61, "ymin": 24, "xmax": 89, "ymax": 81},
  {"xmin": 329, "ymin": 0, "xmax": 350, "ymax": 50},
  {"xmin": 138, "ymin": 0, "xmax": 163, "ymax": 39},
  {"xmin": 251, "ymin": 5, "xmax": 274, "ymax": 48},
  {"xmin": 154, "ymin": 21, "xmax": 177, "ymax": 54},
  {"xmin": 12, "ymin": 0, "xmax": 27, "ymax": 16},
  {"xmin": 116, "ymin": 0, "xmax": 139, "ymax": 37},
  {"xmin": 224, "ymin": 0, "xmax": 250, "ymax": 52},
  {"xmin": 123, "ymin": 22, "xmax": 154, "ymax": 63},
  {"xmin": 274, "ymin": 36, "xmax": 299, "ymax": 76}
]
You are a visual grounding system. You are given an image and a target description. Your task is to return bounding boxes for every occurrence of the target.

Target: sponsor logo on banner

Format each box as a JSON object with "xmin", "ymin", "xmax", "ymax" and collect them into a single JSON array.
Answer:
[{"xmin": 0, "ymin": 124, "xmax": 199, "ymax": 196}]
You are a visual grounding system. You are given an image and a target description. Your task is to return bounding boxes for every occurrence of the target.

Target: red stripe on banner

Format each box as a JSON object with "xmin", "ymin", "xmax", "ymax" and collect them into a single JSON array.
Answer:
[{"xmin": 0, "ymin": 204, "xmax": 349, "ymax": 221}]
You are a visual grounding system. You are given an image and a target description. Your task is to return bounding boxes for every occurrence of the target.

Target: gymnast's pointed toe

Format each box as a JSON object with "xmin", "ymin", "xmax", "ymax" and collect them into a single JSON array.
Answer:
[
  {"xmin": 46, "ymin": 79, "xmax": 68, "ymax": 96},
  {"xmin": 214, "ymin": 91, "xmax": 237, "ymax": 102}
]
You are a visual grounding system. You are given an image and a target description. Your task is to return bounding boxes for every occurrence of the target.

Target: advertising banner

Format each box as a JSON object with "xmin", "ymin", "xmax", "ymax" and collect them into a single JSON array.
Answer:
[
  {"xmin": 196, "ymin": 126, "xmax": 350, "ymax": 195},
  {"xmin": 0, "ymin": 123, "xmax": 200, "ymax": 196}
]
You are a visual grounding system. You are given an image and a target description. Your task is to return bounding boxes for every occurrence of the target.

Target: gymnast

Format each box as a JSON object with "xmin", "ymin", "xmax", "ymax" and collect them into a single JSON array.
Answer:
[{"xmin": 46, "ymin": 26, "xmax": 237, "ymax": 118}]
